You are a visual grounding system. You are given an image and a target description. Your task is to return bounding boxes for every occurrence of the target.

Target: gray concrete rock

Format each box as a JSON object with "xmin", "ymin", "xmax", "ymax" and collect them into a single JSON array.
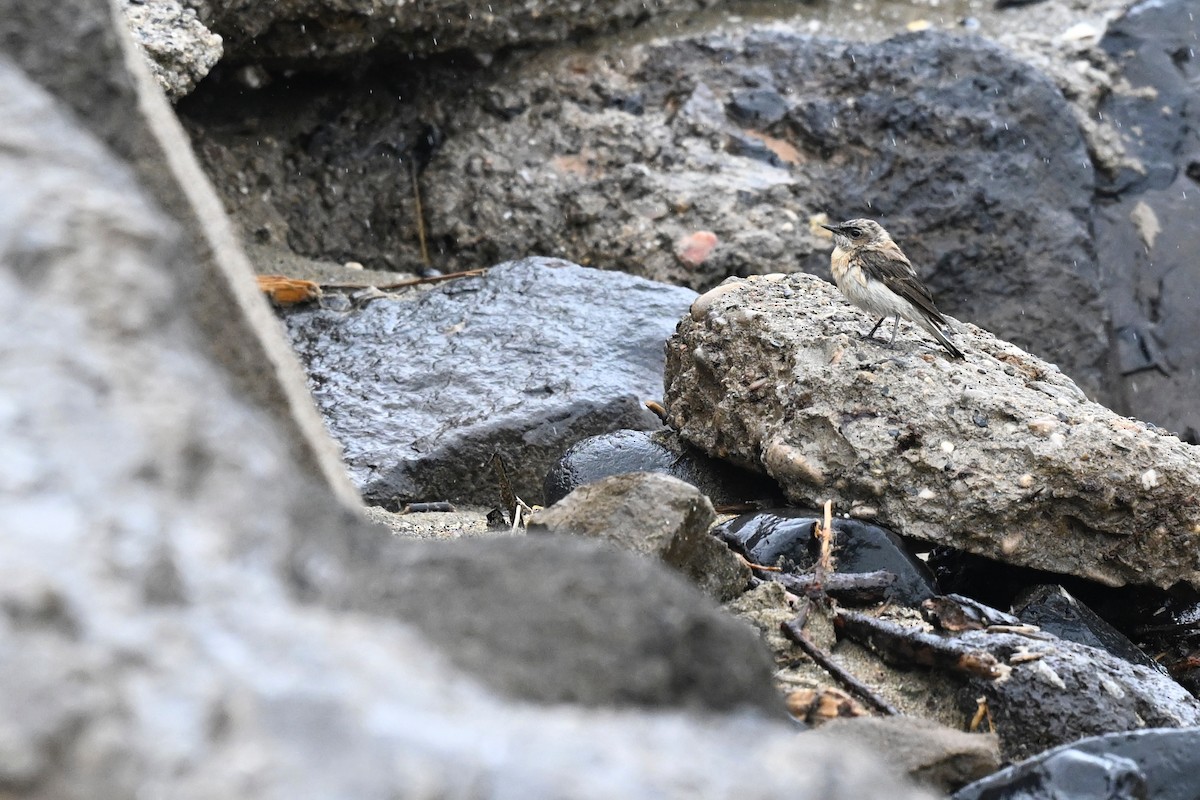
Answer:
[
  {"xmin": 528, "ymin": 473, "xmax": 752, "ymax": 601},
  {"xmin": 282, "ymin": 258, "xmax": 696, "ymax": 507},
  {"xmin": 190, "ymin": 0, "xmax": 721, "ymax": 65},
  {"xmin": 804, "ymin": 716, "xmax": 1001, "ymax": 794},
  {"xmin": 665, "ymin": 273, "xmax": 1200, "ymax": 590},
  {"xmin": 0, "ymin": 32, "xmax": 938, "ymax": 800},
  {"xmin": 118, "ymin": 0, "xmax": 223, "ymax": 100}
]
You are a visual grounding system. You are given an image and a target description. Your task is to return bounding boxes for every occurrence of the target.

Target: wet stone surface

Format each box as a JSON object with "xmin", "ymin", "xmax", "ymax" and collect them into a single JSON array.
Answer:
[
  {"xmin": 717, "ymin": 509, "xmax": 938, "ymax": 606},
  {"xmin": 282, "ymin": 258, "xmax": 695, "ymax": 506},
  {"xmin": 953, "ymin": 728, "xmax": 1200, "ymax": 800},
  {"xmin": 1093, "ymin": 0, "xmax": 1200, "ymax": 440},
  {"xmin": 543, "ymin": 428, "xmax": 782, "ymax": 508},
  {"xmin": 838, "ymin": 613, "xmax": 1200, "ymax": 762}
]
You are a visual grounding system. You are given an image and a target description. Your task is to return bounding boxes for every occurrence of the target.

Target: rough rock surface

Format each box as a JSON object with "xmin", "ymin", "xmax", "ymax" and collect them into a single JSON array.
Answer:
[
  {"xmin": 529, "ymin": 473, "xmax": 751, "ymax": 601},
  {"xmin": 0, "ymin": 21, "xmax": 941, "ymax": 798},
  {"xmin": 119, "ymin": 0, "xmax": 223, "ymax": 100},
  {"xmin": 804, "ymin": 716, "xmax": 1000, "ymax": 794},
  {"xmin": 1093, "ymin": 0, "xmax": 1200, "ymax": 441},
  {"xmin": 665, "ymin": 273, "xmax": 1200, "ymax": 590},
  {"xmin": 182, "ymin": 27, "xmax": 1109, "ymax": 402},
  {"xmin": 191, "ymin": 0, "xmax": 721, "ymax": 65},
  {"xmin": 423, "ymin": 27, "xmax": 1109, "ymax": 399},
  {"xmin": 839, "ymin": 613, "xmax": 1200, "ymax": 762},
  {"xmin": 283, "ymin": 257, "xmax": 694, "ymax": 506}
]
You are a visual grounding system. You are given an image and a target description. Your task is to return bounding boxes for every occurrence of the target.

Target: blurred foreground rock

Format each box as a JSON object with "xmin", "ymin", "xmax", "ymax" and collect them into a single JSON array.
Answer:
[
  {"xmin": 0, "ymin": 1, "xmax": 945, "ymax": 797},
  {"xmin": 665, "ymin": 273, "xmax": 1200, "ymax": 590},
  {"xmin": 0, "ymin": 0, "xmax": 358, "ymax": 504}
]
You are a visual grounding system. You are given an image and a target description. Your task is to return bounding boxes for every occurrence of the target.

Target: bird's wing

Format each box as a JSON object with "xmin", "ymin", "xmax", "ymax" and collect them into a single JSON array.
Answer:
[{"xmin": 856, "ymin": 247, "xmax": 947, "ymax": 324}]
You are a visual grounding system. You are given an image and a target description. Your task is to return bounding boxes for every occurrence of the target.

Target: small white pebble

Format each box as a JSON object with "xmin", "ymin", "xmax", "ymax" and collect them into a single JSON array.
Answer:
[
  {"xmin": 1028, "ymin": 417, "xmax": 1059, "ymax": 436},
  {"xmin": 940, "ymin": 440, "xmax": 955, "ymax": 454},
  {"xmin": 1017, "ymin": 473, "xmax": 1035, "ymax": 489},
  {"xmin": 343, "ymin": 261, "xmax": 364, "ymax": 270},
  {"xmin": 1048, "ymin": 432, "xmax": 1066, "ymax": 448},
  {"xmin": 1141, "ymin": 469, "xmax": 1159, "ymax": 490},
  {"xmin": 918, "ymin": 488, "xmax": 936, "ymax": 501}
]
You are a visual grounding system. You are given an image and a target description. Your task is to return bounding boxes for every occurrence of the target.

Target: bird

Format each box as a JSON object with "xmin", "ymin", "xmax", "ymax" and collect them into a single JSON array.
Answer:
[{"xmin": 821, "ymin": 219, "xmax": 964, "ymax": 359}]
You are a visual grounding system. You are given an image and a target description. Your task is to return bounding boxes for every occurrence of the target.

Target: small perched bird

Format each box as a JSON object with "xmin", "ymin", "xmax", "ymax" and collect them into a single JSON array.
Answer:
[{"xmin": 822, "ymin": 219, "xmax": 964, "ymax": 359}]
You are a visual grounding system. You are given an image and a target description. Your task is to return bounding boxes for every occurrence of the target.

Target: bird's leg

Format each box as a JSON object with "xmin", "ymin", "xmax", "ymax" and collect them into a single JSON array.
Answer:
[
  {"xmin": 888, "ymin": 315, "xmax": 901, "ymax": 346},
  {"xmin": 864, "ymin": 317, "xmax": 885, "ymax": 340}
]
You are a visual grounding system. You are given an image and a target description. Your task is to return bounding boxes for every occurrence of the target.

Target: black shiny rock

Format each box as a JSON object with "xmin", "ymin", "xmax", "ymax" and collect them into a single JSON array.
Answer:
[
  {"xmin": 954, "ymin": 728, "xmax": 1200, "ymax": 800},
  {"xmin": 543, "ymin": 428, "xmax": 782, "ymax": 508},
  {"xmin": 716, "ymin": 509, "xmax": 937, "ymax": 606}
]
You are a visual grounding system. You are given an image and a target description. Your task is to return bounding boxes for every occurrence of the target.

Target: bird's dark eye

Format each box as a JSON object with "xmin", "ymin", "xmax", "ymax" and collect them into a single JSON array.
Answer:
[{"xmin": 846, "ymin": 227, "xmax": 861, "ymax": 237}]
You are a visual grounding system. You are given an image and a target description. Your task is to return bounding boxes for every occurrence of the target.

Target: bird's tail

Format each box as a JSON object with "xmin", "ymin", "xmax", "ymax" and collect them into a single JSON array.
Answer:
[{"xmin": 926, "ymin": 322, "xmax": 964, "ymax": 360}]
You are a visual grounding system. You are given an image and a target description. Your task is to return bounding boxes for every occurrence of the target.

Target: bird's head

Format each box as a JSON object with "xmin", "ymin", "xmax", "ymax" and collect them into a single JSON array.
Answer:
[{"xmin": 821, "ymin": 218, "xmax": 889, "ymax": 249}]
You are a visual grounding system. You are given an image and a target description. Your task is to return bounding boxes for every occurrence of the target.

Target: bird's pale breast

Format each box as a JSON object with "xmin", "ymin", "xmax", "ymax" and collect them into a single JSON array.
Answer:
[{"xmin": 833, "ymin": 251, "xmax": 916, "ymax": 321}]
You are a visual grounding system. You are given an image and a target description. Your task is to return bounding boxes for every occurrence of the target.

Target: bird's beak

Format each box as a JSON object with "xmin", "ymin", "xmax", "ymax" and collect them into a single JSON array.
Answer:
[{"xmin": 821, "ymin": 224, "xmax": 840, "ymax": 235}]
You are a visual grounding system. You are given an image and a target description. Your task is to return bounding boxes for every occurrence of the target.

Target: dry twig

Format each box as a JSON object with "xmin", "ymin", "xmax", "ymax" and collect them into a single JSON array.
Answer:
[{"xmin": 781, "ymin": 614, "xmax": 898, "ymax": 716}]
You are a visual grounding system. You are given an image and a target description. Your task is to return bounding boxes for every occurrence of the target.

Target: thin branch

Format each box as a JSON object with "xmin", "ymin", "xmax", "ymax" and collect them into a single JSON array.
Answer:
[{"xmin": 781, "ymin": 615, "xmax": 899, "ymax": 716}]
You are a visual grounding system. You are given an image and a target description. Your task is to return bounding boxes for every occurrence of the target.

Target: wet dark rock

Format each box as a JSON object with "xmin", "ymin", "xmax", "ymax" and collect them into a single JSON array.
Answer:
[
  {"xmin": 839, "ymin": 613, "xmax": 1200, "ymax": 762},
  {"xmin": 184, "ymin": 28, "xmax": 1108, "ymax": 399},
  {"xmin": 716, "ymin": 509, "xmax": 937, "ymax": 606},
  {"xmin": 423, "ymin": 28, "xmax": 1108, "ymax": 398},
  {"xmin": 543, "ymin": 428, "xmax": 782, "ymax": 507},
  {"xmin": 727, "ymin": 88, "xmax": 788, "ymax": 127},
  {"xmin": 1014, "ymin": 584, "xmax": 1165, "ymax": 674},
  {"xmin": 805, "ymin": 716, "xmax": 1000, "ymax": 794},
  {"xmin": 528, "ymin": 473, "xmax": 751, "ymax": 602},
  {"xmin": 1093, "ymin": 0, "xmax": 1200, "ymax": 438},
  {"xmin": 666, "ymin": 272, "xmax": 1200, "ymax": 591},
  {"xmin": 282, "ymin": 258, "xmax": 695, "ymax": 507},
  {"xmin": 953, "ymin": 728, "xmax": 1200, "ymax": 800}
]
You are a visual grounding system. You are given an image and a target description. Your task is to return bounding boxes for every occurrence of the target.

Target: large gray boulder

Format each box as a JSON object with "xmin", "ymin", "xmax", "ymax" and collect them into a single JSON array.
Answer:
[
  {"xmin": 0, "ymin": 20, "xmax": 936, "ymax": 800},
  {"xmin": 664, "ymin": 273, "xmax": 1200, "ymax": 590},
  {"xmin": 423, "ymin": 27, "xmax": 1109, "ymax": 400}
]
